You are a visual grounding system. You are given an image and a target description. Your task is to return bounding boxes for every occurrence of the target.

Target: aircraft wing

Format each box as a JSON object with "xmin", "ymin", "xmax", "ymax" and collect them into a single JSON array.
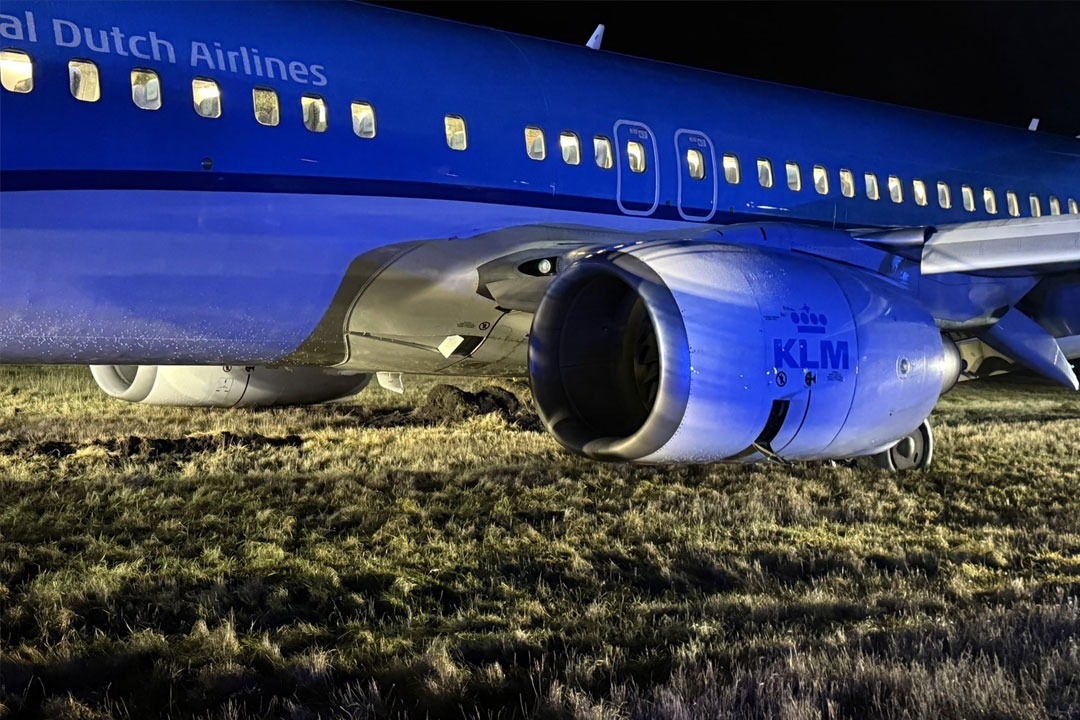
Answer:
[
  {"xmin": 864, "ymin": 215, "xmax": 1080, "ymax": 276},
  {"xmin": 858, "ymin": 215, "xmax": 1080, "ymax": 383}
]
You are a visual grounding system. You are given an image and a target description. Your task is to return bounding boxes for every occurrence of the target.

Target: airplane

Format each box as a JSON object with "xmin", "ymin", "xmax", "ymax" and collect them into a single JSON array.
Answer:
[{"xmin": 1, "ymin": 1, "xmax": 1078, "ymax": 471}]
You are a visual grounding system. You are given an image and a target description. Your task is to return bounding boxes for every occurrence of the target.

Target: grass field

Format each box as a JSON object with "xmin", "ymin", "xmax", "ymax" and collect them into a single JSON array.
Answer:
[{"xmin": 1, "ymin": 365, "xmax": 1079, "ymax": 719}]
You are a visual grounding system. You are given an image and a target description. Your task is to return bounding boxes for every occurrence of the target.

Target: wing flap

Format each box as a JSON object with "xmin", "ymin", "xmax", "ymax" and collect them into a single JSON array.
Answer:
[
  {"xmin": 921, "ymin": 215, "xmax": 1080, "ymax": 275},
  {"xmin": 977, "ymin": 307, "xmax": 1079, "ymax": 389}
]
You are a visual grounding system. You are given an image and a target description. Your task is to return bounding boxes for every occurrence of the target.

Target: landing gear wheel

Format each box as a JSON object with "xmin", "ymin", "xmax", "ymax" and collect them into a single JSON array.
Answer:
[{"xmin": 870, "ymin": 419, "xmax": 933, "ymax": 471}]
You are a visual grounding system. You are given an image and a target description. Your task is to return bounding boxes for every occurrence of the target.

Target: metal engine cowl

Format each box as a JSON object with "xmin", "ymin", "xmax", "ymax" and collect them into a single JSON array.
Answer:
[
  {"xmin": 89, "ymin": 365, "xmax": 370, "ymax": 407},
  {"xmin": 528, "ymin": 241, "xmax": 955, "ymax": 463}
]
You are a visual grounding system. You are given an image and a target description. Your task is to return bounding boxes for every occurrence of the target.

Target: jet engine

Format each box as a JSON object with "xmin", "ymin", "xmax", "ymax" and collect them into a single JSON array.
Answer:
[
  {"xmin": 529, "ymin": 242, "xmax": 959, "ymax": 463},
  {"xmin": 89, "ymin": 365, "xmax": 370, "ymax": 407}
]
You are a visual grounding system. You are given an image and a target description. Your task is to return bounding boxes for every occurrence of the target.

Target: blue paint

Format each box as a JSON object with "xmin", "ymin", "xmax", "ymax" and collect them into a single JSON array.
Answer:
[{"xmin": 0, "ymin": 1, "xmax": 1077, "ymax": 364}]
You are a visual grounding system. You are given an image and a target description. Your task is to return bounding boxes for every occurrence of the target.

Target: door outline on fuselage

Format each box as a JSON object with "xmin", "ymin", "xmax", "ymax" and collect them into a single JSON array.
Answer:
[
  {"xmin": 614, "ymin": 120, "xmax": 660, "ymax": 216},
  {"xmin": 674, "ymin": 129, "xmax": 718, "ymax": 222}
]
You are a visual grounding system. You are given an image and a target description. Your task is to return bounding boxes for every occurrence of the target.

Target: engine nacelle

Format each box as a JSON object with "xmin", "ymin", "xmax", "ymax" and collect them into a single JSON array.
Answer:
[
  {"xmin": 89, "ymin": 365, "xmax": 370, "ymax": 407},
  {"xmin": 529, "ymin": 241, "xmax": 956, "ymax": 463}
]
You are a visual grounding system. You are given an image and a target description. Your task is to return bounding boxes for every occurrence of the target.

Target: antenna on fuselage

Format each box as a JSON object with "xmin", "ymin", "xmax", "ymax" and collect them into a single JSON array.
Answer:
[{"xmin": 586, "ymin": 24, "xmax": 605, "ymax": 50}]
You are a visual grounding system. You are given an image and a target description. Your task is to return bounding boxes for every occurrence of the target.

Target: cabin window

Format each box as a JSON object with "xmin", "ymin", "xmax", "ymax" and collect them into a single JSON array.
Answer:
[
  {"xmin": 962, "ymin": 185, "xmax": 975, "ymax": 212},
  {"xmin": 758, "ymin": 158, "xmax": 774, "ymax": 188},
  {"xmin": 722, "ymin": 154, "xmax": 740, "ymax": 184},
  {"xmin": 912, "ymin": 179, "xmax": 928, "ymax": 206},
  {"xmin": 813, "ymin": 165, "xmax": 828, "ymax": 195},
  {"xmin": 301, "ymin": 94, "xmax": 327, "ymax": 132},
  {"xmin": 786, "ymin": 161, "xmax": 801, "ymax": 191},
  {"xmin": 68, "ymin": 59, "xmax": 100, "ymax": 102},
  {"xmin": 687, "ymin": 149, "xmax": 705, "ymax": 180},
  {"xmin": 351, "ymin": 101, "xmax": 376, "ymax": 138},
  {"xmin": 131, "ymin": 69, "xmax": 161, "ymax": 110},
  {"xmin": 594, "ymin": 136, "xmax": 613, "ymax": 169},
  {"xmin": 525, "ymin": 126, "xmax": 546, "ymax": 160},
  {"xmin": 0, "ymin": 49, "xmax": 33, "ymax": 93},
  {"xmin": 1029, "ymin": 194, "xmax": 1042, "ymax": 217},
  {"xmin": 444, "ymin": 114, "xmax": 467, "ymax": 150},
  {"xmin": 937, "ymin": 181, "xmax": 951, "ymax": 209},
  {"xmin": 864, "ymin": 172, "xmax": 879, "ymax": 200},
  {"xmin": 560, "ymin": 132, "xmax": 580, "ymax": 165},
  {"xmin": 252, "ymin": 87, "xmax": 279, "ymax": 126},
  {"xmin": 1007, "ymin": 191, "xmax": 1020, "ymax": 217},
  {"xmin": 839, "ymin": 169, "xmax": 855, "ymax": 197},
  {"xmin": 888, "ymin": 175, "xmax": 903, "ymax": 203},
  {"xmin": 983, "ymin": 188, "xmax": 998, "ymax": 214},
  {"xmin": 1070, "ymin": 198, "xmax": 1078, "ymax": 215},
  {"xmin": 192, "ymin": 78, "xmax": 221, "ymax": 119},
  {"xmin": 1049, "ymin": 196, "xmax": 1061, "ymax": 215},
  {"xmin": 627, "ymin": 141, "xmax": 647, "ymax": 173}
]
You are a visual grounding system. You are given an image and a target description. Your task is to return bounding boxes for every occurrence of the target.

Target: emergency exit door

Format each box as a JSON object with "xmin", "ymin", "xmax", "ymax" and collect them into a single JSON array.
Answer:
[{"xmin": 614, "ymin": 120, "xmax": 659, "ymax": 216}]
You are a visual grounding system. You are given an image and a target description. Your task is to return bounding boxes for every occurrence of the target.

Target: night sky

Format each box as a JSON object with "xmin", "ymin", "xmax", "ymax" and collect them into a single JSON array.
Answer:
[{"xmin": 373, "ymin": 2, "xmax": 1080, "ymax": 139}]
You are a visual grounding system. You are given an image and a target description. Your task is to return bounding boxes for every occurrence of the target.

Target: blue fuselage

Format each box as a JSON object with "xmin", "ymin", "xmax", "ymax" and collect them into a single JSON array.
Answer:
[{"xmin": 1, "ymin": 1, "xmax": 1077, "ymax": 364}]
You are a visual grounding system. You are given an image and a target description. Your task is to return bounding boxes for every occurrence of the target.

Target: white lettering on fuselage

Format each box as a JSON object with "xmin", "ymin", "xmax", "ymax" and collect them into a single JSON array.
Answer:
[
  {"xmin": 7, "ymin": 11, "xmax": 327, "ymax": 87},
  {"xmin": 0, "ymin": 11, "xmax": 37, "ymax": 42},
  {"xmin": 190, "ymin": 41, "xmax": 327, "ymax": 86},
  {"xmin": 53, "ymin": 19, "xmax": 176, "ymax": 63}
]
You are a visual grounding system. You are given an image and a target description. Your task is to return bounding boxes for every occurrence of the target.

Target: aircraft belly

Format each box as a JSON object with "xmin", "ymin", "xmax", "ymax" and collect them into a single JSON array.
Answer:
[{"xmin": 0, "ymin": 189, "xmax": 377, "ymax": 363}]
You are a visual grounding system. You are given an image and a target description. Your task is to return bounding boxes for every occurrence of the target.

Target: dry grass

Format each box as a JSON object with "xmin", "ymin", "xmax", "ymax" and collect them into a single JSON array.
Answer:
[{"xmin": 1, "ymin": 366, "xmax": 1079, "ymax": 719}]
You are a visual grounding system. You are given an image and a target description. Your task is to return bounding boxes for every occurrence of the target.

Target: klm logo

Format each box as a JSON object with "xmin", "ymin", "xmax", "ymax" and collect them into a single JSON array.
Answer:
[
  {"xmin": 773, "ymin": 306, "xmax": 849, "ymax": 370},
  {"xmin": 774, "ymin": 338, "xmax": 849, "ymax": 370},
  {"xmin": 791, "ymin": 306, "xmax": 827, "ymax": 334}
]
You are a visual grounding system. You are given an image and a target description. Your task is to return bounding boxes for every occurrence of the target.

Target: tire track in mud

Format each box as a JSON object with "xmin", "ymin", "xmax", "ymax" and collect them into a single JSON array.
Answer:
[{"xmin": 0, "ymin": 384, "xmax": 541, "ymax": 463}]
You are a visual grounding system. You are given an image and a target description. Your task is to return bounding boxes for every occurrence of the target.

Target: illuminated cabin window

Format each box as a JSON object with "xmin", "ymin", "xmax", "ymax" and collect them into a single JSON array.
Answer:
[
  {"xmin": 351, "ymin": 101, "xmax": 376, "ymax": 138},
  {"xmin": 68, "ymin": 59, "xmax": 100, "ymax": 102},
  {"xmin": 722, "ymin": 153, "xmax": 740, "ymax": 184},
  {"xmin": 252, "ymin": 87, "xmax": 279, "ymax": 126},
  {"xmin": 525, "ymin": 126, "xmax": 546, "ymax": 160},
  {"xmin": 686, "ymin": 148, "xmax": 705, "ymax": 180},
  {"xmin": 813, "ymin": 165, "xmax": 828, "ymax": 195},
  {"xmin": 839, "ymin": 169, "xmax": 855, "ymax": 197},
  {"xmin": 888, "ymin": 175, "xmax": 903, "ymax": 203},
  {"xmin": 1006, "ymin": 191, "xmax": 1020, "ymax": 217},
  {"xmin": 301, "ymin": 94, "xmax": 327, "ymax": 132},
  {"xmin": 1070, "ymin": 198, "xmax": 1079, "ymax": 215},
  {"xmin": 131, "ymin": 69, "xmax": 161, "ymax": 110},
  {"xmin": 444, "ymin": 114, "xmax": 467, "ymax": 150},
  {"xmin": 594, "ymin": 136, "xmax": 613, "ymax": 169},
  {"xmin": 0, "ymin": 49, "xmax": 33, "ymax": 93},
  {"xmin": 962, "ymin": 185, "xmax": 975, "ymax": 212},
  {"xmin": 912, "ymin": 179, "xmax": 928, "ymax": 206},
  {"xmin": 983, "ymin": 188, "xmax": 998, "ymax": 214},
  {"xmin": 560, "ymin": 132, "xmax": 580, "ymax": 165},
  {"xmin": 758, "ymin": 158, "xmax": 774, "ymax": 188},
  {"xmin": 192, "ymin": 78, "xmax": 221, "ymax": 118},
  {"xmin": 627, "ymin": 141, "xmax": 646, "ymax": 173},
  {"xmin": 1049, "ymin": 196, "xmax": 1061, "ymax": 215},
  {"xmin": 937, "ymin": 181, "xmax": 951, "ymax": 209},
  {"xmin": 864, "ymin": 172, "xmax": 879, "ymax": 200},
  {"xmin": 786, "ymin": 161, "xmax": 801, "ymax": 191},
  {"xmin": 1030, "ymin": 194, "xmax": 1042, "ymax": 217}
]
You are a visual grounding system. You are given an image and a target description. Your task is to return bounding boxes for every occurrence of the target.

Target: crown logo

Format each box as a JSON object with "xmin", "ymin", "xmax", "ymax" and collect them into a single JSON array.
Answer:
[{"xmin": 790, "ymin": 305, "xmax": 828, "ymax": 334}]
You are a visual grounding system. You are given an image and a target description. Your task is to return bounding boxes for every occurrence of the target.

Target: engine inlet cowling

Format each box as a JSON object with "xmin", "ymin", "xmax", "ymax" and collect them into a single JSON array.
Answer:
[{"xmin": 528, "ymin": 241, "xmax": 950, "ymax": 463}]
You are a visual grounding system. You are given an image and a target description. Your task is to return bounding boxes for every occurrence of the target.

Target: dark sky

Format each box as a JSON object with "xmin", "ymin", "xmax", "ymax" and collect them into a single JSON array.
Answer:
[{"xmin": 373, "ymin": 2, "xmax": 1080, "ymax": 138}]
